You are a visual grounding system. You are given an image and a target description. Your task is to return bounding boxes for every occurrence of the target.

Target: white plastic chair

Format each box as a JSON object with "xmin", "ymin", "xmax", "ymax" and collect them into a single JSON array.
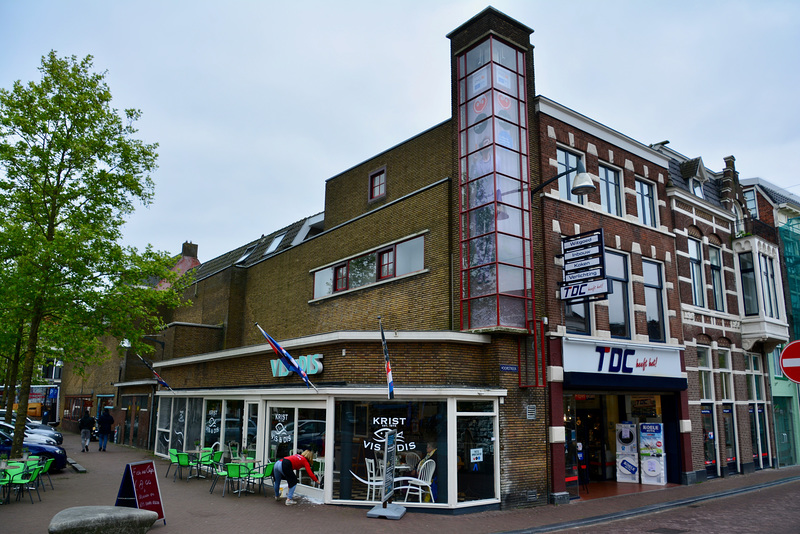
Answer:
[
  {"xmin": 401, "ymin": 459, "xmax": 435, "ymax": 503},
  {"xmin": 365, "ymin": 458, "xmax": 381, "ymax": 501}
]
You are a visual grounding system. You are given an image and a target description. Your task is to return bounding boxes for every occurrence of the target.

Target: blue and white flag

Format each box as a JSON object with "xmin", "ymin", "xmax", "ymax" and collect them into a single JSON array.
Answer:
[
  {"xmin": 379, "ymin": 317, "xmax": 394, "ymax": 399},
  {"xmin": 255, "ymin": 323, "xmax": 317, "ymax": 391}
]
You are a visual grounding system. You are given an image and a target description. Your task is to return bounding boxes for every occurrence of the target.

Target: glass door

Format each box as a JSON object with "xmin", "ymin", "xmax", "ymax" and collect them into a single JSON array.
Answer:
[
  {"xmin": 266, "ymin": 403, "xmax": 327, "ymax": 490},
  {"xmin": 701, "ymin": 404, "xmax": 718, "ymax": 477},
  {"xmin": 721, "ymin": 406, "xmax": 737, "ymax": 475},
  {"xmin": 774, "ymin": 397, "xmax": 797, "ymax": 467},
  {"xmin": 243, "ymin": 402, "xmax": 259, "ymax": 457}
]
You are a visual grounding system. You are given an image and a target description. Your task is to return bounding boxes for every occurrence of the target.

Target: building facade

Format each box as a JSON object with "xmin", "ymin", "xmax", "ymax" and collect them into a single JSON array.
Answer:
[{"xmin": 54, "ymin": 7, "xmax": 794, "ymax": 511}]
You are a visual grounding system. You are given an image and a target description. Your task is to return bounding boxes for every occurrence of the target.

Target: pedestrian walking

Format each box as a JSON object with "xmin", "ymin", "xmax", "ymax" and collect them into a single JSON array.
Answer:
[
  {"xmin": 78, "ymin": 410, "xmax": 95, "ymax": 452},
  {"xmin": 273, "ymin": 450, "xmax": 318, "ymax": 505},
  {"xmin": 97, "ymin": 408, "xmax": 114, "ymax": 451}
]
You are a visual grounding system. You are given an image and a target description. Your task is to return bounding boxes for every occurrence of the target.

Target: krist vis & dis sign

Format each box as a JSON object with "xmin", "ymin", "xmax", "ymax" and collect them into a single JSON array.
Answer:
[{"xmin": 270, "ymin": 353, "xmax": 323, "ymax": 377}]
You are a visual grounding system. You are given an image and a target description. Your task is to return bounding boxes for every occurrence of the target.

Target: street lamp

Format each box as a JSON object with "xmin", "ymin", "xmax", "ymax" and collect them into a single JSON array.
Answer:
[{"xmin": 530, "ymin": 160, "xmax": 597, "ymax": 199}]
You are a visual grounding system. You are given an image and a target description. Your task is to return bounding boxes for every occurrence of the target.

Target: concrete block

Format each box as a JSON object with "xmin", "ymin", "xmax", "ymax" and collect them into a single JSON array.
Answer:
[{"xmin": 49, "ymin": 506, "xmax": 158, "ymax": 534}]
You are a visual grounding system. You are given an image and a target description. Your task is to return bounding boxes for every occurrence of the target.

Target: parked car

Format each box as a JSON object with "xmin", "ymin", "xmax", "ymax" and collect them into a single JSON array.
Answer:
[
  {"xmin": 0, "ymin": 421, "xmax": 58, "ymax": 445},
  {"xmin": 0, "ymin": 429, "xmax": 68, "ymax": 471},
  {"xmin": 0, "ymin": 413, "xmax": 64, "ymax": 445}
]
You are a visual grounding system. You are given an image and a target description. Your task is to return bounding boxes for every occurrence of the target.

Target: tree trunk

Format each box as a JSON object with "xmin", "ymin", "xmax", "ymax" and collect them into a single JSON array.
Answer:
[
  {"xmin": 11, "ymin": 300, "xmax": 43, "ymax": 458},
  {"xmin": 3, "ymin": 322, "xmax": 23, "ymax": 425}
]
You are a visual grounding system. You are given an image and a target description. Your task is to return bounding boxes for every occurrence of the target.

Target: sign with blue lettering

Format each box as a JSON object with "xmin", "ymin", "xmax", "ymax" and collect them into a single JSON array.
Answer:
[
  {"xmin": 560, "ymin": 278, "xmax": 609, "ymax": 300},
  {"xmin": 270, "ymin": 353, "xmax": 323, "ymax": 378},
  {"xmin": 620, "ymin": 458, "xmax": 638, "ymax": 475},
  {"xmin": 562, "ymin": 339, "xmax": 683, "ymax": 379}
]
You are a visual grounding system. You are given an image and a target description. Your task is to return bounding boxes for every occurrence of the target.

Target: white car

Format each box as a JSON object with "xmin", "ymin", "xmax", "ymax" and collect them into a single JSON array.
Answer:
[{"xmin": 0, "ymin": 421, "xmax": 58, "ymax": 445}]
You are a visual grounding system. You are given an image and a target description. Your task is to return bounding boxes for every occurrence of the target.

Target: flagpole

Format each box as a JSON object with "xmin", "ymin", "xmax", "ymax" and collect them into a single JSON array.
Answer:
[
  {"xmin": 255, "ymin": 322, "xmax": 319, "ymax": 393},
  {"xmin": 379, "ymin": 316, "xmax": 394, "ymax": 400},
  {"xmin": 136, "ymin": 353, "xmax": 176, "ymax": 394}
]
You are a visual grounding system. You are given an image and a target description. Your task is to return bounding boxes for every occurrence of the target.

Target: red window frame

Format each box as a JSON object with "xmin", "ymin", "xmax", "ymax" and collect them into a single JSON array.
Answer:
[
  {"xmin": 334, "ymin": 264, "xmax": 348, "ymax": 292},
  {"xmin": 378, "ymin": 248, "xmax": 395, "ymax": 280},
  {"xmin": 370, "ymin": 170, "xmax": 386, "ymax": 200}
]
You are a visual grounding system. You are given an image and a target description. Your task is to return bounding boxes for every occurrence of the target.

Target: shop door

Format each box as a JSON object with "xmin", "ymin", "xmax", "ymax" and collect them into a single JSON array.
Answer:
[
  {"xmin": 243, "ymin": 402, "xmax": 259, "ymax": 457},
  {"xmin": 701, "ymin": 405, "xmax": 718, "ymax": 478},
  {"xmin": 750, "ymin": 405, "xmax": 770, "ymax": 469},
  {"xmin": 266, "ymin": 403, "xmax": 327, "ymax": 490},
  {"xmin": 721, "ymin": 406, "xmax": 737, "ymax": 475},
  {"xmin": 774, "ymin": 397, "xmax": 797, "ymax": 467}
]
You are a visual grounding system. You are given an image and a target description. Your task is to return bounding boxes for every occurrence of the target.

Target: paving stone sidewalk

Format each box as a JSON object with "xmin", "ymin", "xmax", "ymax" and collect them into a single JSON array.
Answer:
[{"xmin": 4, "ymin": 431, "xmax": 799, "ymax": 534}]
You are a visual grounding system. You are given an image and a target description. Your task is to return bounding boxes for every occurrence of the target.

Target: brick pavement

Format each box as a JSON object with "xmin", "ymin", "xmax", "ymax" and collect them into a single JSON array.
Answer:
[{"xmin": 3, "ymin": 431, "xmax": 800, "ymax": 534}]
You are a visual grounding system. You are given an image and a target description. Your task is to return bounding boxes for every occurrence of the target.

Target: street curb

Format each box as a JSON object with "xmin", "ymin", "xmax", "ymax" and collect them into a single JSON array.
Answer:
[
  {"xmin": 67, "ymin": 457, "xmax": 87, "ymax": 473},
  {"xmin": 498, "ymin": 475, "xmax": 800, "ymax": 533}
]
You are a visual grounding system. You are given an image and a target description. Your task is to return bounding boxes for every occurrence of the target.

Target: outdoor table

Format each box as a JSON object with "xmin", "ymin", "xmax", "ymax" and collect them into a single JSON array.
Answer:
[
  {"xmin": 229, "ymin": 458, "xmax": 260, "ymax": 494},
  {"xmin": 184, "ymin": 450, "xmax": 206, "ymax": 479}
]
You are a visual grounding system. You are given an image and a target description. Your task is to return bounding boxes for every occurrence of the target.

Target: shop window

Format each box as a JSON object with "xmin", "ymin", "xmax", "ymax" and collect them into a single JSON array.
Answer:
[
  {"xmin": 333, "ymin": 399, "xmax": 448, "ymax": 504},
  {"xmin": 204, "ymin": 400, "xmax": 222, "ymax": 448},
  {"xmin": 606, "ymin": 251, "xmax": 630, "ymax": 339},
  {"xmin": 155, "ymin": 397, "xmax": 172, "ymax": 456},
  {"xmin": 642, "ymin": 260, "xmax": 665, "ymax": 342},
  {"xmin": 170, "ymin": 398, "xmax": 187, "ymax": 451},
  {"xmin": 224, "ymin": 399, "xmax": 244, "ymax": 449}
]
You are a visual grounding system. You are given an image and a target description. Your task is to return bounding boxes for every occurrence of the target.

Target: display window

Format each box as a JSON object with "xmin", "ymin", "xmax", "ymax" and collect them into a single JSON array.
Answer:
[{"xmin": 333, "ymin": 399, "xmax": 447, "ymax": 503}]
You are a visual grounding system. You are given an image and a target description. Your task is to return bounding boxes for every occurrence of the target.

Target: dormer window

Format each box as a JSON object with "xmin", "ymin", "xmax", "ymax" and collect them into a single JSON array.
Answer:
[
  {"xmin": 691, "ymin": 178, "xmax": 705, "ymax": 199},
  {"xmin": 369, "ymin": 168, "xmax": 386, "ymax": 201},
  {"xmin": 743, "ymin": 189, "xmax": 758, "ymax": 219}
]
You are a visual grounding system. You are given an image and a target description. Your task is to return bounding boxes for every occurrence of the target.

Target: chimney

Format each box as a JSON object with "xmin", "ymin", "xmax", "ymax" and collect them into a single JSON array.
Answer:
[
  {"xmin": 720, "ymin": 155, "xmax": 741, "ymax": 209},
  {"xmin": 182, "ymin": 241, "xmax": 198, "ymax": 259}
]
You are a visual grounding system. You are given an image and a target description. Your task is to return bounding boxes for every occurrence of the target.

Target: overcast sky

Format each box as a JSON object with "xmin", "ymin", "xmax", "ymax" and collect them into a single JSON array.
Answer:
[{"xmin": 3, "ymin": 1, "xmax": 799, "ymax": 262}]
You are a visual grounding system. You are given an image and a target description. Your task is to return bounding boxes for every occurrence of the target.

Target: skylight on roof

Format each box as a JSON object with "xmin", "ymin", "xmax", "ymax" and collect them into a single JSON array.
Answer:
[
  {"xmin": 264, "ymin": 233, "xmax": 286, "ymax": 255},
  {"xmin": 235, "ymin": 245, "xmax": 257, "ymax": 264}
]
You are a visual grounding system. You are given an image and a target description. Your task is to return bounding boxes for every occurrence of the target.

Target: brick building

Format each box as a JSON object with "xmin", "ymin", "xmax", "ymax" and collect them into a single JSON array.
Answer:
[{"xmin": 58, "ymin": 7, "xmax": 790, "ymax": 511}]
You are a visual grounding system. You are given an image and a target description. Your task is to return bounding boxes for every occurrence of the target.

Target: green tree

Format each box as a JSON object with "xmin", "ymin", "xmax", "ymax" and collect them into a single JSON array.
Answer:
[{"xmin": 0, "ymin": 51, "xmax": 188, "ymax": 456}]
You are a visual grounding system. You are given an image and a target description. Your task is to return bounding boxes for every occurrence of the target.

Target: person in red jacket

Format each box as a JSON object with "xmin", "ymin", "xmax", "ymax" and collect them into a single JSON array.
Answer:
[{"xmin": 273, "ymin": 450, "xmax": 318, "ymax": 505}]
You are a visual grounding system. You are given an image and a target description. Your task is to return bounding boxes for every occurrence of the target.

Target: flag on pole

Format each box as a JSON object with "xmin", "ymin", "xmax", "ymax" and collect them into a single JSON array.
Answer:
[
  {"xmin": 255, "ymin": 323, "xmax": 317, "ymax": 391},
  {"xmin": 136, "ymin": 354, "xmax": 175, "ymax": 393},
  {"xmin": 379, "ymin": 317, "xmax": 394, "ymax": 399}
]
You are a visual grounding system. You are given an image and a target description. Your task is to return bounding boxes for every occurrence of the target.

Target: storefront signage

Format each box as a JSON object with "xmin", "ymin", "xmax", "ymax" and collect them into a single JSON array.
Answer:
[
  {"xmin": 562, "ymin": 340, "xmax": 682, "ymax": 379},
  {"xmin": 560, "ymin": 278, "xmax": 609, "ymax": 301},
  {"xmin": 270, "ymin": 353, "xmax": 323, "ymax": 378},
  {"xmin": 560, "ymin": 229, "xmax": 608, "ymax": 303},
  {"xmin": 364, "ymin": 417, "xmax": 417, "ymax": 453}
]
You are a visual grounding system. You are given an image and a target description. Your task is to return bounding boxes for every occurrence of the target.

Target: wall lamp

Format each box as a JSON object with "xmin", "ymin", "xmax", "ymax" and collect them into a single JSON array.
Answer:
[{"xmin": 530, "ymin": 160, "xmax": 597, "ymax": 199}]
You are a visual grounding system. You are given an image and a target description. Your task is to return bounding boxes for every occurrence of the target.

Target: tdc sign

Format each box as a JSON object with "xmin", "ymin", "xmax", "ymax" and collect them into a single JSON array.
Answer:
[{"xmin": 560, "ymin": 278, "xmax": 609, "ymax": 300}]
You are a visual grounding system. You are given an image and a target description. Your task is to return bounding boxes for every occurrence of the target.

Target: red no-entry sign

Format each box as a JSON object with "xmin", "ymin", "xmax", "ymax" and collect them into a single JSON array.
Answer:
[{"xmin": 779, "ymin": 341, "xmax": 800, "ymax": 384}]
